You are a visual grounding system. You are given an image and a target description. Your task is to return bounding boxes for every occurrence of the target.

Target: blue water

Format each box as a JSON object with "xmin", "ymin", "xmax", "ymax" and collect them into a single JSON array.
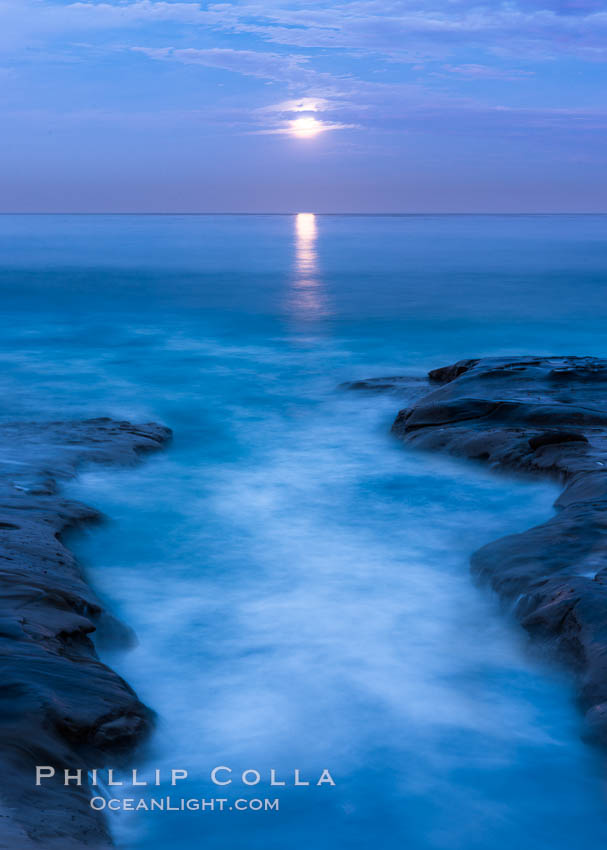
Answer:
[{"xmin": 1, "ymin": 214, "xmax": 607, "ymax": 849}]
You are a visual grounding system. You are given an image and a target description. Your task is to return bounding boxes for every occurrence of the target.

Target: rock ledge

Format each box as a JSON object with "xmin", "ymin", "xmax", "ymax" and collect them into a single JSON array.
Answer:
[{"xmin": 0, "ymin": 418, "xmax": 171, "ymax": 849}]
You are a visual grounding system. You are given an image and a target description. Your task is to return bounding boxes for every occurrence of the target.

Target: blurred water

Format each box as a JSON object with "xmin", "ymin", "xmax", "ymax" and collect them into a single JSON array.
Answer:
[{"xmin": 1, "ymin": 214, "xmax": 607, "ymax": 849}]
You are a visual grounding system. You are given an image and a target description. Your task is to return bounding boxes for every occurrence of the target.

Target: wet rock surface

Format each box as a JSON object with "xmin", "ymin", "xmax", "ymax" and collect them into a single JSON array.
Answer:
[
  {"xmin": 0, "ymin": 418, "xmax": 171, "ymax": 849},
  {"xmin": 351, "ymin": 356, "xmax": 607, "ymax": 747}
]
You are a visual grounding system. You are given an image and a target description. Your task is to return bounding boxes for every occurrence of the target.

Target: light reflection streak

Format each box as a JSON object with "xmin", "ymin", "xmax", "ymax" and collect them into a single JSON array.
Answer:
[{"xmin": 290, "ymin": 213, "xmax": 328, "ymax": 319}]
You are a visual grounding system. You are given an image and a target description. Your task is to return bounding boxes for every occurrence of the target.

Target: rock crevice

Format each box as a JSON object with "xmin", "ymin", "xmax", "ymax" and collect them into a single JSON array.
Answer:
[{"xmin": 348, "ymin": 356, "xmax": 607, "ymax": 746}]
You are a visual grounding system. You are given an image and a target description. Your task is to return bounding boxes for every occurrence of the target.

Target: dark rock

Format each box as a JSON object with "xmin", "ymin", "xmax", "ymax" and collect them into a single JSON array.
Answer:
[
  {"xmin": 0, "ymin": 418, "xmax": 171, "ymax": 848},
  {"xmin": 340, "ymin": 375, "xmax": 429, "ymax": 397},
  {"xmin": 379, "ymin": 356, "xmax": 607, "ymax": 746},
  {"xmin": 428, "ymin": 358, "xmax": 480, "ymax": 384},
  {"xmin": 528, "ymin": 431, "xmax": 589, "ymax": 452}
]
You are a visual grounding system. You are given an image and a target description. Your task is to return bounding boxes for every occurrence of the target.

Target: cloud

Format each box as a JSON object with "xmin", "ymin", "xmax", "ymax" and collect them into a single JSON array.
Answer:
[
  {"xmin": 258, "ymin": 97, "xmax": 334, "ymax": 114},
  {"xmin": 51, "ymin": 0, "xmax": 205, "ymax": 28},
  {"xmin": 131, "ymin": 45, "xmax": 310, "ymax": 81},
  {"xmin": 441, "ymin": 64, "xmax": 535, "ymax": 80},
  {"xmin": 3, "ymin": 1, "xmax": 607, "ymax": 63},
  {"xmin": 197, "ymin": 1, "xmax": 607, "ymax": 61},
  {"xmin": 253, "ymin": 118, "xmax": 358, "ymax": 136}
]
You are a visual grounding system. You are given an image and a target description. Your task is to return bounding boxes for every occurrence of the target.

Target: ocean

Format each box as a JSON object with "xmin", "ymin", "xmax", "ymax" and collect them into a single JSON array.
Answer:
[{"xmin": 1, "ymin": 214, "xmax": 606, "ymax": 849}]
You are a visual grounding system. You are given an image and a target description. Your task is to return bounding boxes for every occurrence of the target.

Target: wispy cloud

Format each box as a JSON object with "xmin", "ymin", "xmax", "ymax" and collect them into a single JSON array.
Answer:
[
  {"xmin": 2, "ymin": 1, "xmax": 607, "ymax": 61},
  {"xmin": 197, "ymin": 1, "xmax": 607, "ymax": 62},
  {"xmin": 131, "ymin": 45, "xmax": 309, "ymax": 81},
  {"xmin": 258, "ymin": 97, "xmax": 335, "ymax": 114},
  {"xmin": 250, "ymin": 97, "xmax": 359, "ymax": 135},
  {"xmin": 253, "ymin": 119, "xmax": 357, "ymax": 136},
  {"xmin": 441, "ymin": 64, "xmax": 535, "ymax": 80}
]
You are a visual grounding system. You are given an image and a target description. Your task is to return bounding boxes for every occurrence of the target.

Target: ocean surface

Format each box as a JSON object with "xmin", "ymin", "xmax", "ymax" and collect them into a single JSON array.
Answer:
[{"xmin": 1, "ymin": 214, "xmax": 607, "ymax": 849}]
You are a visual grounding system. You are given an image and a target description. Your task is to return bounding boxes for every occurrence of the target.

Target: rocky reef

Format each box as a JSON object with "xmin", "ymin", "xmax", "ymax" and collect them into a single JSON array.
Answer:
[
  {"xmin": 0, "ymin": 418, "xmax": 171, "ymax": 849},
  {"xmin": 346, "ymin": 356, "xmax": 607, "ymax": 747}
]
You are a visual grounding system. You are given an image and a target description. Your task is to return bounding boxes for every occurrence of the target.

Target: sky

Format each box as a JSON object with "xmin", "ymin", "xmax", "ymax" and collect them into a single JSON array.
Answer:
[{"xmin": 0, "ymin": 0, "xmax": 606, "ymax": 212}]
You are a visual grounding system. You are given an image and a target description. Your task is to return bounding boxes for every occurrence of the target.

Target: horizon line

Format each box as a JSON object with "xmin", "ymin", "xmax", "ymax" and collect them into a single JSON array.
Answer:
[{"xmin": 1, "ymin": 212, "xmax": 606, "ymax": 217}]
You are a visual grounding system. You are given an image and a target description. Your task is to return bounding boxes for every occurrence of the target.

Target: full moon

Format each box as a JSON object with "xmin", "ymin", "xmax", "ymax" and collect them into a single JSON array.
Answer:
[{"xmin": 290, "ymin": 116, "xmax": 323, "ymax": 138}]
